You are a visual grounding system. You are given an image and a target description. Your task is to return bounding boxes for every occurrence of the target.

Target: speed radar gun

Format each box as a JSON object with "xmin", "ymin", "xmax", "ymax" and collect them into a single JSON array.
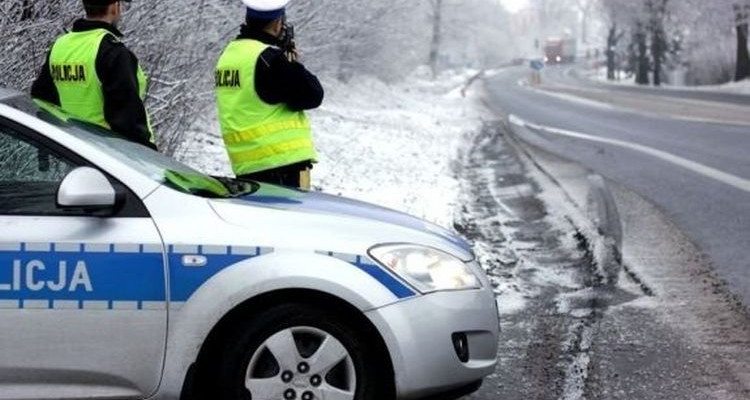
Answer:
[
  {"xmin": 279, "ymin": 16, "xmax": 296, "ymax": 61},
  {"xmin": 243, "ymin": 0, "xmax": 297, "ymax": 60}
]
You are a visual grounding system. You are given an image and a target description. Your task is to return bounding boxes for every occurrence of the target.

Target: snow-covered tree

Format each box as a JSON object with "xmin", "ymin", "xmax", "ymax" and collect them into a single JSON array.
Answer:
[
  {"xmin": 597, "ymin": 0, "xmax": 750, "ymax": 84},
  {"xmin": 0, "ymin": 0, "xmax": 512, "ymax": 154},
  {"xmin": 573, "ymin": 0, "xmax": 596, "ymax": 43}
]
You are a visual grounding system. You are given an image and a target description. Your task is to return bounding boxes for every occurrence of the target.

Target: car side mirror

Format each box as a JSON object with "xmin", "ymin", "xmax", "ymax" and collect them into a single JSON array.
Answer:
[{"xmin": 57, "ymin": 167, "xmax": 120, "ymax": 214}]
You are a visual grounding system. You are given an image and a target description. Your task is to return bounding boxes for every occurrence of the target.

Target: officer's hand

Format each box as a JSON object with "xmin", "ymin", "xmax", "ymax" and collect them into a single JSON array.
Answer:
[{"xmin": 287, "ymin": 49, "xmax": 300, "ymax": 62}]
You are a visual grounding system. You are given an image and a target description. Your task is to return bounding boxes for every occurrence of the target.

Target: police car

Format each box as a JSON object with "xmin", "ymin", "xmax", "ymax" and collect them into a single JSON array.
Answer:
[{"xmin": 0, "ymin": 87, "xmax": 498, "ymax": 400}]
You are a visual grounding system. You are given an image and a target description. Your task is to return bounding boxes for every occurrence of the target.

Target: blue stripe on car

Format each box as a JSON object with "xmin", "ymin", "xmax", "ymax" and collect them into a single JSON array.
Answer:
[
  {"xmin": 168, "ymin": 245, "xmax": 269, "ymax": 302},
  {"xmin": 325, "ymin": 252, "xmax": 416, "ymax": 299},
  {"xmin": 0, "ymin": 243, "xmax": 165, "ymax": 309},
  {"xmin": 0, "ymin": 243, "xmax": 414, "ymax": 309}
]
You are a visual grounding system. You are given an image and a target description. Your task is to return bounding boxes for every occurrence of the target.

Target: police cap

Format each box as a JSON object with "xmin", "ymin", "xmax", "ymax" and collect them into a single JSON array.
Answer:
[{"xmin": 242, "ymin": 0, "xmax": 290, "ymax": 21}]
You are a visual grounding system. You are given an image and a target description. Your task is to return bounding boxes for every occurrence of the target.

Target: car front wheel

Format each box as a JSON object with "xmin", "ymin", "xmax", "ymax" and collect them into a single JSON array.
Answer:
[{"xmin": 215, "ymin": 303, "xmax": 384, "ymax": 400}]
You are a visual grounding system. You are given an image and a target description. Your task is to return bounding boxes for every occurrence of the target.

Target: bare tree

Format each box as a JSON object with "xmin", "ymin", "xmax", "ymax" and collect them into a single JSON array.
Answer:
[
  {"xmin": 605, "ymin": 24, "xmax": 624, "ymax": 80},
  {"xmin": 1, "ymin": 0, "xmax": 513, "ymax": 157},
  {"xmin": 600, "ymin": 0, "xmax": 644, "ymax": 81},
  {"xmin": 428, "ymin": 0, "xmax": 443, "ymax": 77},
  {"xmin": 735, "ymin": 3, "xmax": 750, "ymax": 80},
  {"xmin": 635, "ymin": 21, "xmax": 650, "ymax": 84},
  {"xmin": 598, "ymin": 0, "xmax": 750, "ymax": 85},
  {"xmin": 646, "ymin": 0, "xmax": 669, "ymax": 86},
  {"xmin": 574, "ymin": 0, "xmax": 595, "ymax": 43}
]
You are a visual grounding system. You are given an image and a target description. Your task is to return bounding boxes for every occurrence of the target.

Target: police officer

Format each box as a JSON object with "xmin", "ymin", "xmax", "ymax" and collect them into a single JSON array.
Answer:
[
  {"xmin": 31, "ymin": 0, "xmax": 156, "ymax": 150},
  {"xmin": 216, "ymin": 0, "xmax": 323, "ymax": 189}
]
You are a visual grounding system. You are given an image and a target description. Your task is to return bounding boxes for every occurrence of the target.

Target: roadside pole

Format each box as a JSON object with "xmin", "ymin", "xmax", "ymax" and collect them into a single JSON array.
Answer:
[{"xmin": 529, "ymin": 59, "xmax": 544, "ymax": 85}]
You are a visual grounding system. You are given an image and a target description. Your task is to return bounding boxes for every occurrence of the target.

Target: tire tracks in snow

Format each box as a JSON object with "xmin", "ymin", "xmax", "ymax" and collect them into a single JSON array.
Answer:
[{"xmin": 455, "ymin": 121, "xmax": 632, "ymax": 400}]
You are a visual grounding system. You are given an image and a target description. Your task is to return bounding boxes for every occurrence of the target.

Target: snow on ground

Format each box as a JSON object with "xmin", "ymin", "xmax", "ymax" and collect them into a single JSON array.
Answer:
[
  {"xmin": 587, "ymin": 66, "xmax": 636, "ymax": 86},
  {"xmin": 585, "ymin": 66, "xmax": 750, "ymax": 94},
  {"xmin": 179, "ymin": 67, "xmax": 605, "ymax": 319},
  {"xmin": 179, "ymin": 67, "xmax": 486, "ymax": 230},
  {"xmin": 697, "ymin": 78, "xmax": 750, "ymax": 94}
]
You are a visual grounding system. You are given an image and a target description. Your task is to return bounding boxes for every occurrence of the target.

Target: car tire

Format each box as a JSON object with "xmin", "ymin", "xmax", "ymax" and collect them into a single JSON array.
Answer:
[{"xmin": 214, "ymin": 302, "xmax": 385, "ymax": 400}]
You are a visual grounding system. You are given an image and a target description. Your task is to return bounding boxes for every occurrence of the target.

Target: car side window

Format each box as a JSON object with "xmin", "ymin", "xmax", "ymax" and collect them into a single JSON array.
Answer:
[{"xmin": 0, "ymin": 122, "xmax": 78, "ymax": 215}]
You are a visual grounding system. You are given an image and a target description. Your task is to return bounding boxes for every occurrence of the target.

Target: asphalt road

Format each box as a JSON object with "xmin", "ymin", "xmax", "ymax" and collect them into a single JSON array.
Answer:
[
  {"xmin": 483, "ymin": 66, "xmax": 750, "ymax": 308},
  {"xmin": 553, "ymin": 66, "xmax": 750, "ymax": 107},
  {"xmin": 455, "ymin": 121, "xmax": 750, "ymax": 400}
]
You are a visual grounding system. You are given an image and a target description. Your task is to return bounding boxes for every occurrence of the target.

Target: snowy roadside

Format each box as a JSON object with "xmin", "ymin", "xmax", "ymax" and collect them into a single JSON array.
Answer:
[
  {"xmin": 584, "ymin": 66, "xmax": 750, "ymax": 95},
  {"xmin": 179, "ymin": 67, "xmax": 604, "ymax": 321},
  {"xmin": 178, "ymin": 67, "xmax": 486, "ymax": 230},
  {"xmin": 178, "ymin": 68, "xmax": 624, "ymax": 327}
]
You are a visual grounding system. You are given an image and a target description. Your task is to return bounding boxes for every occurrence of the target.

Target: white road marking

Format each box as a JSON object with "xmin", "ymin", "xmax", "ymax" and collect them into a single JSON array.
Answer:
[
  {"xmin": 518, "ymin": 80, "xmax": 750, "ymax": 127},
  {"xmin": 520, "ymin": 82, "xmax": 615, "ymax": 111},
  {"xmin": 510, "ymin": 114, "xmax": 750, "ymax": 194}
]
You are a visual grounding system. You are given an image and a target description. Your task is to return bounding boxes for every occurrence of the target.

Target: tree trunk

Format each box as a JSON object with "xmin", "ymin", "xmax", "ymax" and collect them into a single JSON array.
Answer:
[
  {"xmin": 646, "ymin": 0, "xmax": 667, "ymax": 86},
  {"xmin": 652, "ymin": 28, "xmax": 663, "ymax": 86},
  {"xmin": 428, "ymin": 0, "xmax": 443, "ymax": 77},
  {"xmin": 737, "ymin": 24, "xmax": 750, "ymax": 81},
  {"xmin": 606, "ymin": 26, "xmax": 617, "ymax": 80},
  {"xmin": 736, "ymin": 5, "xmax": 750, "ymax": 81},
  {"xmin": 636, "ymin": 24, "xmax": 650, "ymax": 85}
]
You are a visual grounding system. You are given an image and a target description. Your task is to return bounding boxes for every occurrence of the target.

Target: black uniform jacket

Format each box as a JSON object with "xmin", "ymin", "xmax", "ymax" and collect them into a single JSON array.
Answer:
[
  {"xmin": 31, "ymin": 19, "xmax": 154, "ymax": 149},
  {"xmin": 238, "ymin": 27, "xmax": 324, "ymax": 111}
]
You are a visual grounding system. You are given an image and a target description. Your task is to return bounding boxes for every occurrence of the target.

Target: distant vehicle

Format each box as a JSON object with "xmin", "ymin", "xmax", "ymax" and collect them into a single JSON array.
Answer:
[
  {"xmin": 0, "ymin": 88, "xmax": 499, "ymax": 400},
  {"xmin": 544, "ymin": 37, "xmax": 577, "ymax": 64}
]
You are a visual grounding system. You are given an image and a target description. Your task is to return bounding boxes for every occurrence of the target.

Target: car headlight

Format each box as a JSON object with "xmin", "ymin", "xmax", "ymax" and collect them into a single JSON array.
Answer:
[{"xmin": 369, "ymin": 244, "xmax": 481, "ymax": 293}]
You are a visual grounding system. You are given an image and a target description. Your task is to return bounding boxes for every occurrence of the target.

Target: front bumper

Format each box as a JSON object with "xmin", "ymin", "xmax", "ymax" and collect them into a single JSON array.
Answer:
[{"xmin": 365, "ymin": 287, "xmax": 499, "ymax": 399}]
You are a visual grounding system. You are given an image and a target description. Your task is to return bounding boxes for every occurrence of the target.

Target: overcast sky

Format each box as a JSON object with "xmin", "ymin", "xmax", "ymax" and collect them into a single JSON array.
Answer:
[{"xmin": 500, "ymin": 0, "xmax": 530, "ymax": 13}]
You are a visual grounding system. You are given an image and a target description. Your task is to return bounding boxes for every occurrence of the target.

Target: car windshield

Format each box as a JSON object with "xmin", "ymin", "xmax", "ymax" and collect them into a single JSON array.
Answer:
[{"xmin": 4, "ymin": 96, "xmax": 257, "ymax": 198}]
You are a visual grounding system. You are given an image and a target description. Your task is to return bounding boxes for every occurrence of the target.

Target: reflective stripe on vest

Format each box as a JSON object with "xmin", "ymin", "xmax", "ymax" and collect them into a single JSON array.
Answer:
[
  {"xmin": 49, "ymin": 29, "xmax": 154, "ymax": 143},
  {"xmin": 215, "ymin": 39, "xmax": 317, "ymax": 176}
]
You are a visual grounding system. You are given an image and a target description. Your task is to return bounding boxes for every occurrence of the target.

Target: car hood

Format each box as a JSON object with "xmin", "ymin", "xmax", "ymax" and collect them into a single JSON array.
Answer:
[{"xmin": 210, "ymin": 184, "xmax": 474, "ymax": 259}]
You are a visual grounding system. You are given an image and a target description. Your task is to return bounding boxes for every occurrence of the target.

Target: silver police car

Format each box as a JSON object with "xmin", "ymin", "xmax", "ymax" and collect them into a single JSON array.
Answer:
[{"xmin": 0, "ymin": 88, "xmax": 498, "ymax": 400}]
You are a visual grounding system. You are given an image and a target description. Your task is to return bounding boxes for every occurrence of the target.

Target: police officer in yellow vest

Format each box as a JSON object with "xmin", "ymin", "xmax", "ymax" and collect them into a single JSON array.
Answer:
[
  {"xmin": 216, "ymin": 0, "xmax": 323, "ymax": 189},
  {"xmin": 31, "ymin": 0, "xmax": 156, "ymax": 150}
]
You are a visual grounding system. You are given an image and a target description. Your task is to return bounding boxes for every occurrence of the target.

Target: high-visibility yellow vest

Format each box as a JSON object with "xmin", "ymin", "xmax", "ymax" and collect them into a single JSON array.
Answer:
[
  {"xmin": 49, "ymin": 28, "xmax": 154, "ymax": 143},
  {"xmin": 215, "ymin": 39, "xmax": 316, "ymax": 176}
]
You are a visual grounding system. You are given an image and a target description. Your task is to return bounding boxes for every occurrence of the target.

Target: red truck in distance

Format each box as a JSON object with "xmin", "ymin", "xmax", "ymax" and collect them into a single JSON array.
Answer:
[{"xmin": 544, "ymin": 37, "xmax": 577, "ymax": 64}]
